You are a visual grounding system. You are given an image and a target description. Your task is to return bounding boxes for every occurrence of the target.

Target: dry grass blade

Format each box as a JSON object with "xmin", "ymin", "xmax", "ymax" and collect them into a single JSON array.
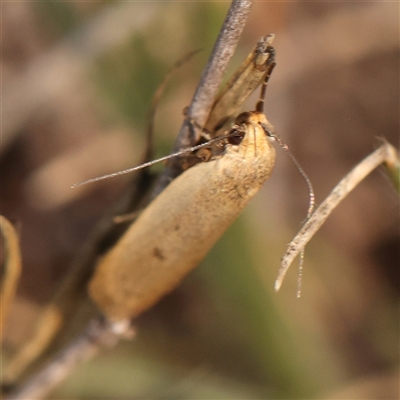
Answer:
[
  {"xmin": 275, "ymin": 141, "xmax": 399, "ymax": 292},
  {"xmin": 0, "ymin": 216, "xmax": 22, "ymax": 336}
]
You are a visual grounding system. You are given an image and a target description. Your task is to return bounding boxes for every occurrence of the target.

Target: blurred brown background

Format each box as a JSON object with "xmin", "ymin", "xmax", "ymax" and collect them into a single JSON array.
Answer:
[{"xmin": 2, "ymin": 2, "xmax": 399, "ymax": 399}]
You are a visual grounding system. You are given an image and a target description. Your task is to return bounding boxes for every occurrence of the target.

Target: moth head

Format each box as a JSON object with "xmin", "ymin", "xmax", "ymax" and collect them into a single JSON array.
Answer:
[{"xmin": 226, "ymin": 111, "xmax": 276, "ymax": 159}]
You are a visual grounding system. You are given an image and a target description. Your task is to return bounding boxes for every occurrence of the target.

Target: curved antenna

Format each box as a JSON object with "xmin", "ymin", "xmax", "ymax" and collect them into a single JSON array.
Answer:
[
  {"xmin": 254, "ymin": 50, "xmax": 315, "ymax": 296},
  {"xmin": 269, "ymin": 132, "xmax": 315, "ymax": 219},
  {"xmin": 261, "ymin": 123, "xmax": 315, "ymax": 297}
]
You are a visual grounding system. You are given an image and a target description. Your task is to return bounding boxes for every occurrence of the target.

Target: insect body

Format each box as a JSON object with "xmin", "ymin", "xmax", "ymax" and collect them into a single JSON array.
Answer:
[
  {"xmin": 2, "ymin": 41, "xmax": 278, "ymax": 392},
  {"xmin": 89, "ymin": 111, "xmax": 276, "ymax": 322}
]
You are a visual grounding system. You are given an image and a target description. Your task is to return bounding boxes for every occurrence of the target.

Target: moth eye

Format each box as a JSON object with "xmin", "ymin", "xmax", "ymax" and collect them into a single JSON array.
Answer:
[{"xmin": 227, "ymin": 130, "xmax": 245, "ymax": 145}]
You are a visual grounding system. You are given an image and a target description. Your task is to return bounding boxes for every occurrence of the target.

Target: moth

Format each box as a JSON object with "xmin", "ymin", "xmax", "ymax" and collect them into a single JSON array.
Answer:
[
  {"xmin": 2, "ymin": 36, "xmax": 279, "ymax": 390},
  {"xmin": 88, "ymin": 62, "xmax": 278, "ymax": 323}
]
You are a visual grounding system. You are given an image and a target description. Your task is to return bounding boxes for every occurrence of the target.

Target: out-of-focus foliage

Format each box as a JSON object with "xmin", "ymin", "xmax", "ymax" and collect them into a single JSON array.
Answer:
[{"xmin": 2, "ymin": 2, "xmax": 398, "ymax": 399}]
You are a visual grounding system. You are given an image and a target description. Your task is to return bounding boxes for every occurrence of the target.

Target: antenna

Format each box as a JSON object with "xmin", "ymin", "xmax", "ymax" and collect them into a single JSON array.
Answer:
[
  {"xmin": 71, "ymin": 132, "xmax": 236, "ymax": 188},
  {"xmin": 253, "ymin": 44, "xmax": 315, "ymax": 297},
  {"xmin": 259, "ymin": 121, "xmax": 315, "ymax": 296},
  {"xmin": 261, "ymin": 125, "xmax": 315, "ymax": 296}
]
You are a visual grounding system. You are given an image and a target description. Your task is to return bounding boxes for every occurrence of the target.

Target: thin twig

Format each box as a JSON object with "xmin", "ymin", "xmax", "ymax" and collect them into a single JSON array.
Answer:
[
  {"xmin": 152, "ymin": 0, "xmax": 253, "ymax": 196},
  {"xmin": 5, "ymin": 319, "xmax": 134, "ymax": 400},
  {"xmin": 187, "ymin": 0, "xmax": 253, "ymax": 130},
  {"xmin": 275, "ymin": 142, "xmax": 399, "ymax": 292}
]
